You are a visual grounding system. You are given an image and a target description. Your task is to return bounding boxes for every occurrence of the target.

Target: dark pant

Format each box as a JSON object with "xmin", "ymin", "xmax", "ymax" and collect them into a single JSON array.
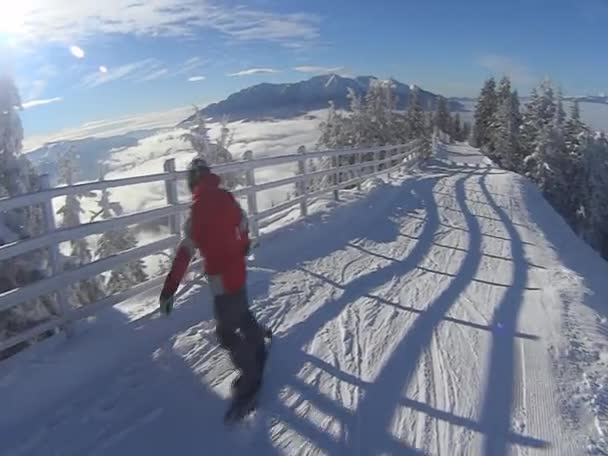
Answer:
[{"xmin": 213, "ymin": 287, "xmax": 266, "ymax": 396}]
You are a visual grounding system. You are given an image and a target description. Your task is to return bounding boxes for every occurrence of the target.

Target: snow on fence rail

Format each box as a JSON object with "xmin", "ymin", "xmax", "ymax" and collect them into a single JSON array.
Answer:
[{"xmin": 0, "ymin": 139, "xmax": 426, "ymax": 353}]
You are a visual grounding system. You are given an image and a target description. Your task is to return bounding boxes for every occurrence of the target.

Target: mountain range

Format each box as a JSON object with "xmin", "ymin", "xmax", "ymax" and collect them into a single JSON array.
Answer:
[{"xmin": 183, "ymin": 74, "xmax": 466, "ymax": 124}]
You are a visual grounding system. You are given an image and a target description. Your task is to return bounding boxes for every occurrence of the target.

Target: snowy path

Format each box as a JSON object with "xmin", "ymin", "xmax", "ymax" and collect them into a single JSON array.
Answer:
[{"xmin": 2, "ymin": 143, "xmax": 604, "ymax": 455}]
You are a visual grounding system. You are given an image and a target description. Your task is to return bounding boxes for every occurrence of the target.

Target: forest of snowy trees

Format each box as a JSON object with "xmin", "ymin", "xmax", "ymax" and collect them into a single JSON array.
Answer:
[
  {"xmin": 0, "ymin": 77, "xmax": 150, "ymax": 358},
  {"xmin": 471, "ymin": 76, "xmax": 608, "ymax": 259},
  {"xmin": 314, "ymin": 80, "xmax": 469, "ymax": 189}
]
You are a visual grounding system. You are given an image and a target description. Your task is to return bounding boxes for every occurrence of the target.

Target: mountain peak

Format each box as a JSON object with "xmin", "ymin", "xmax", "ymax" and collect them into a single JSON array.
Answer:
[{"xmin": 182, "ymin": 75, "xmax": 464, "ymax": 124}]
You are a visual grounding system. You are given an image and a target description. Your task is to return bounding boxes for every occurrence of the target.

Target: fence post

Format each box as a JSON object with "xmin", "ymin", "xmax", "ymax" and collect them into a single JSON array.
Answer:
[
  {"xmin": 39, "ymin": 174, "xmax": 72, "ymax": 336},
  {"xmin": 332, "ymin": 154, "xmax": 339, "ymax": 201},
  {"xmin": 297, "ymin": 146, "xmax": 308, "ymax": 217},
  {"xmin": 243, "ymin": 150, "xmax": 259, "ymax": 239},
  {"xmin": 163, "ymin": 159, "xmax": 181, "ymax": 236},
  {"xmin": 357, "ymin": 150, "xmax": 362, "ymax": 190}
]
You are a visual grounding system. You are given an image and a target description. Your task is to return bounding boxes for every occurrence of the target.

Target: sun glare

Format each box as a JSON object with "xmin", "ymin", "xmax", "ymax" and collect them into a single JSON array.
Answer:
[{"xmin": 0, "ymin": 2, "xmax": 28, "ymax": 35}]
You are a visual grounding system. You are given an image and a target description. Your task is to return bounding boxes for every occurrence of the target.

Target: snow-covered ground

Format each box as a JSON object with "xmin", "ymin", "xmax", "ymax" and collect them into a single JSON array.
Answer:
[{"xmin": 3, "ymin": 143, "xmax": 608, "ymax": 455}]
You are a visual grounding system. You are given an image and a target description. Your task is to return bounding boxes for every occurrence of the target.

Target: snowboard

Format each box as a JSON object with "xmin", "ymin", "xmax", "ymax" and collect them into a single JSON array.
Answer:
[{"xmin": 224, "ymin": 329, "xmax": 273, "ymax": 425}]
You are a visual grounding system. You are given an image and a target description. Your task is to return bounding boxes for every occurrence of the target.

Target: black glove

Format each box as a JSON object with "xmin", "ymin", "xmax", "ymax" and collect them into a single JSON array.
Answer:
[
  {"xmin": 244, "ymin": 240, "xmax": 251, "ymax": 257},
  {"xmin": 159, "ymin": 293, "xmax": 175, "ymax": 316}
]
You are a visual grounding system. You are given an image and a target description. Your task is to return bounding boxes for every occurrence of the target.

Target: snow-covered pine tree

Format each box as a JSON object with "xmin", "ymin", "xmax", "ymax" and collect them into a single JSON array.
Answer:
[
  {"xmin": 406, "ymin": 87, "xmax": 428, "ymax": 143},
  {"xmin": 522, "ymin": 80, "xmax": 580, "ymax": 222},
  {"xmin": 578, "ymin": 134, "xmax": 608, "ymax": 257},
  {"xmin": 346, "ymin": 87, "xmax": 366, "ymax": 147},
  {"xmin": 492, "ymin": 87, "xmax": 522, "ymax": 171},
  {"xmin": 364, "ymin": 79, "xmax": 401, "ymax": 146},
  {"xmin": 182, "ymin": 107, "xmax": 211, "ymax": 158},
  {"xmin": 486, "ymin": 76, "xmax": 515, "ymax": 162},
  {"xmin": 318, "ymin": 101, "xmax": 344, "ymax": 149},
  {"xmin": 182, "ymin": 107, "xmax": 242, "ymax": 189},
  {"xmin": 433, "ymin": 96, "xmax": 450, "ymax": 135},
  {"xmin": 217, "ymin": 115, "xmax": 234, "ymax": 151},
  {"xmin": 314, "ymin": 101, "xmax": 344, "ymax": 191},
  {"xmin": 0, "ymin": 75, "xmax": 57, "ymax": 356},
  {"xmin": 554, "ymin": 88, "xmax": 566, "ymax": 129},
  {"xmin": 462, "ymin": 121, "xmax": 472, "ymax": 143},
  {"xmin": 93, "ymin": 177, "xmax": 147, "ymax": 295},
  {"xmin": 316, "ymin": 81, "xmax": 413, "ymax": 188},
  {"xmin": 471, "ymin": 77, "xmax": 498, "ymax": 148},
  {"xmin": 564, "ymin": 100, "xmax": 588, "ymax": 154},
  {"xmin": 521, "ymin": 80, "xmax": 559, "ymax": 170},
  {"xmin": 451, "ymin": 113, "xmax": 462, "ymax": 141},
  {"xmin": 496, "ymin": 76, "xmax": 512, "ymax": 103},
  {"xmin": 56, "ymin": 148, "xmax": 104, "ymax": 306}
]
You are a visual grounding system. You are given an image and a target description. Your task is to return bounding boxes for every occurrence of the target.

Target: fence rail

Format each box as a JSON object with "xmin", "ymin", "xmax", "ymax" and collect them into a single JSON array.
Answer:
[{"xmin": 0, "ymin": 139, "xmax": 426, "ymax": 354}]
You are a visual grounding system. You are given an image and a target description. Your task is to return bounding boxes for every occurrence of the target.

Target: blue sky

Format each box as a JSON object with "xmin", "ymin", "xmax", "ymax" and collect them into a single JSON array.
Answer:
[{"xmin": 1, "ymin": 0, "xmax": 606, "ymax": 137}]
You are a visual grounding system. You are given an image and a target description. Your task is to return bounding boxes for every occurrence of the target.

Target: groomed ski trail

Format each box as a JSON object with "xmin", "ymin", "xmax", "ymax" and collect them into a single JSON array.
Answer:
[{"xmin": 1, "ymin": 143, "xmax": 597, "ymax": 455}]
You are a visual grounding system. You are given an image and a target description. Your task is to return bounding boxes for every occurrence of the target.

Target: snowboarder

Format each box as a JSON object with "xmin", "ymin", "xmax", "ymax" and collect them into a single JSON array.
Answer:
[{"xmin": 158, "ymin": 157, "xmax": 269, "ymax": 403}]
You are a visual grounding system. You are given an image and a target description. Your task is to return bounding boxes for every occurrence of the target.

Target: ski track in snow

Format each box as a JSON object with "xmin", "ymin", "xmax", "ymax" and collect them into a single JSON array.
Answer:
[{"xmin": 2, "ymin": 142, "xmax": 607, "ymax": 455}]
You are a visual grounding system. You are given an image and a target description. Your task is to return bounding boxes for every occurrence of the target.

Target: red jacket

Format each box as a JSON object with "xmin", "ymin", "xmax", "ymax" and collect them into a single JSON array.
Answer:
[{"xmin": 161, "ymin": 172, "xmax": 249, "ymax": 297}]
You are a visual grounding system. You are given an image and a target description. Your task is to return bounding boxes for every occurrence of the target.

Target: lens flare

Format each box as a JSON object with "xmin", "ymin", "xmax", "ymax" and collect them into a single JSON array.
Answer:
[
  {"xmin": 99, "ymin": 66, "xmax": 108, "ymax": 73},
  {"xmin": 69, "ymin": 45, "xmax": 85, "ymax": 59}
]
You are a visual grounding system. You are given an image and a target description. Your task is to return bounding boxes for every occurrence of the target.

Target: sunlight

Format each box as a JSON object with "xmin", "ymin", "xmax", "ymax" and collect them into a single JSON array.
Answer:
[{"xmin": 0, "ymin": 2, "xmax": 28, "ymax": 35}]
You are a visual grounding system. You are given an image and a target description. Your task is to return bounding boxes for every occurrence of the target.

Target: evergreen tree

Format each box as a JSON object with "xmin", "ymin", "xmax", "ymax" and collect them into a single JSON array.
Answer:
[
  {"xmin": 471, "ymin": 77, "xmax": 497, "ymax": 148},
  {"xmin": 406, "ymin": 88, "xmax": 428, "ymax": 141},
  {"xmin": 493, "ymin": 89, "xmax": 521, "ymax": 171},
  {"xmin": 346, "ymin": 88, "xmax": 367, "ymax": 147},
  {"xmin": 578, "ymin": 135, "xmax": 608, "ymax": 257},
  {"xmin": 56, "ymin": 148, "xmax": 104, "ymax": 306},
  {"xmin": 521, "ymin": 80, "xmax": 583, "ymax": 223},
  {"xmin": 182, "ymin": 107, "xmax": 242, "ymax": 189},
  {"xmin": 363, "ymin": 79, "xmax": 399, "ymax": 146},
  {"xmin": 564, "ymin": 101, "xmax": 587, "ymax": 154},
  {"xmin": 217, "ymin": 116, "xmax": 234, "ymax": 151},
  {"xmin": 521, "ymin": 80, "xmax": 558, "ymax": 164},
  {"xmin": 554, "ymin": 88, "xmax": 566, "ymax": 129},
  {"xmin": 318, "ymin": 101, "xmax": 347, "ymax": 149},
  {"xmin": 462, "ymin": 121, "xmax": 472, "ymax": 143},
  {"xmin": 93, "ymin": 176, "xmax": 147, "ymax": 295},
  {"xmin": 486, "ymin": 76, "xmax": 514, "ymax": 160},
  {"xmin": 433, "ymin": 96, "xmax": 450, "ymax": 134},
  {"xmin": 0, "ymin": 75, "xmax": 56, "ymax": 356},
  {"xmin": 451, "ymin": 113, "xmax": 462, "ymax": 141},
  {"xmin": 496, "ymin": 76, "xmax": 512, "ymax": 104},
  {"xmin": 316, "ymin": 80, "xmax": 425, "ymax": 188}
]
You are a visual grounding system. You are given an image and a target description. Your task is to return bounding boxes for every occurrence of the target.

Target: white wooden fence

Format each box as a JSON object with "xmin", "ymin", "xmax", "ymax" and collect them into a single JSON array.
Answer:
[{"xmin": 0, "ymin": 139, "xmax": 426, "ymax": 353}]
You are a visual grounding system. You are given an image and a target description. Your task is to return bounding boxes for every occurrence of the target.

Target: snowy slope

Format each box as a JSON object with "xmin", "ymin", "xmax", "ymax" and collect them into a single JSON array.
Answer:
[{"xmin": 2, "ymin": 143, "xmax": 608, "ymax": 455}]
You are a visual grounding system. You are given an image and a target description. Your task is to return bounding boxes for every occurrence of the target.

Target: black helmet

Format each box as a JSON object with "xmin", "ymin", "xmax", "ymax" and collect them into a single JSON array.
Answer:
[{"xmin": 187, "ymin": 157, "xmax": 210, "ymax": 192}]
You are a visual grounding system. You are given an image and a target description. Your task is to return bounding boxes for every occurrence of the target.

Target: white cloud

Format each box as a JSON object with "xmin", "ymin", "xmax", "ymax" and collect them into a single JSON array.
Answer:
[
  {"xmin": 23, "ymin": 105, "xmax": 201, "ymax": 152},
  {"xmin": 81, "ymin": 58, "xmax": 164, "ymax": 87},
  {"xmin": 25, "ymin": 79, "xmax": 48, "ymax": 100},
  {"xmin": 293, "ymin": 65, "xmax": 344, "ymax": 75},
  {"xmin": 139, "ymin": 67, "xmax": 170, "ymax": 82},
  {"xmin": 228, "ymin": 68, "xmax": 280, "ymax": 77},
  {"xmin": 174, "ymin": 56, "xmax": 207, "ymax": 76},
  {"xmin": 81, "ymin": 56, "xmax": 209, "ymax": 87},
  {"xmin": 477, "ymin": 54, "xmax": 537, "ymax": 86},
  {"xmin": 188, "ymin": 76, "xmax": 206, "ymax": 82},
  {"xmin": 22, "ymin": 96, "xmax": 63, "ymax": 109},
  {"xmin": 9, "ymin": 1, "xmax": 321, "ymax": 47},
  {"xmin": 20, "ymin": 64, "xmax": 58, "ymax": 100},
  {"xmin": 98, "ymin": 111, "xmax": 325, "ymax": 216}
]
